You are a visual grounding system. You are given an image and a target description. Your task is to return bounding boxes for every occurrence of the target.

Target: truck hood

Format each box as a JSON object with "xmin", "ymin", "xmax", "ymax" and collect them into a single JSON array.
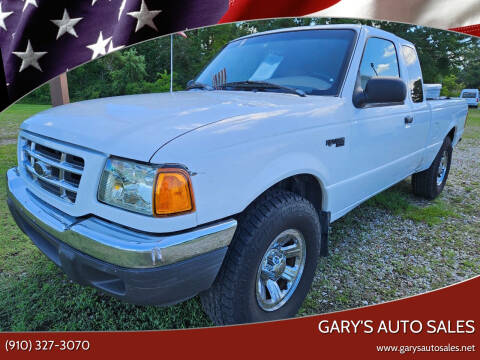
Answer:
[{"xmin": 21, "ymin": 91, "xmax": 330, "ymax": 162}]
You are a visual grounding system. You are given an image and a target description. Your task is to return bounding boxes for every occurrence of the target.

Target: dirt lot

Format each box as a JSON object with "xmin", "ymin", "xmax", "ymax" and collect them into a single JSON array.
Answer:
[{"xmin": 0, "ymin": 105, "xmax": 478, "ymax": 330}]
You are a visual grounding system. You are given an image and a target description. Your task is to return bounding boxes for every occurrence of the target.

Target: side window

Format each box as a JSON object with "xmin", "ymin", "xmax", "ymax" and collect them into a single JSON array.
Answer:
[
  {"xmin": 357, "ymin": 37, "xmax": 400, "ymax": 90},
  {"xmin": 402, "ymin": 45, "xmax": 424, "ymax": 103}
]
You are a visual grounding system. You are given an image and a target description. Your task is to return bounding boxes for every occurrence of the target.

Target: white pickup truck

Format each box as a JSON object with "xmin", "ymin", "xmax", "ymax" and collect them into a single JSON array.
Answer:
[{"xmin": 7, "ymin": 25, "xmax": 468, "ymax": 325}]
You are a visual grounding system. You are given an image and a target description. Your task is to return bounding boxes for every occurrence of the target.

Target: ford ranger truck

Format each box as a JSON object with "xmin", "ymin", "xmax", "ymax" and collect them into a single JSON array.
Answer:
[{"xmin": 6, "ymin": 25, "xmax": 468, "ymax": 325}]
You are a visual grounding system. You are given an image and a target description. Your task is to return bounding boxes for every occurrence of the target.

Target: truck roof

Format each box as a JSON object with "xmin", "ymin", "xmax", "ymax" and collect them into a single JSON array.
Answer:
[{"xmin": 232, "ymin": 24, "xmax": 411, "ymax": 47}]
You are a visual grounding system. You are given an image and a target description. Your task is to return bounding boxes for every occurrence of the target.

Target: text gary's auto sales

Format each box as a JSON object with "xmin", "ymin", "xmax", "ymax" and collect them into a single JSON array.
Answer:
[{"xmin": 318, "ymin": 319, "xmax": 476, "ymax": 334}]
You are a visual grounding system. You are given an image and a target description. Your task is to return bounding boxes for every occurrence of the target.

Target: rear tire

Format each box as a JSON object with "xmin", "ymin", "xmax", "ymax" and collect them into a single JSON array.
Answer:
[
  {"xmin": 412, "ymin": 136, "xmax": 452, "ymax": 199},
  {"xmin": 200, "ymin": 189, "xmax": 321, "ymax": 325}
]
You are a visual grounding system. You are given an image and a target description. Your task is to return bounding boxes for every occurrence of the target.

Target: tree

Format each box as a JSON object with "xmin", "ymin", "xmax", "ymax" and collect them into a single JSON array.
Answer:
[
  {"xmin": 458, "ymin": 46, "xmax": 480, "ymax": 89},
  {"xmin": 20, "ymin": 17, "xmax": 480, "ymax": 104},
  {"xmin": 110, "ymin": 49, "xmax": 148, "ymax": 95}
]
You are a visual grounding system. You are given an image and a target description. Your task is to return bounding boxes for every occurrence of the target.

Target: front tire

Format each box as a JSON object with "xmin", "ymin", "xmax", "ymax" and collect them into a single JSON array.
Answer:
[
  {"xmin": 200, "ymin": 189, "xmax": 321, "ymax": 325},
  {"xmin": 412, "ymin": 136, "xmax": 452, "ymax": 199}
]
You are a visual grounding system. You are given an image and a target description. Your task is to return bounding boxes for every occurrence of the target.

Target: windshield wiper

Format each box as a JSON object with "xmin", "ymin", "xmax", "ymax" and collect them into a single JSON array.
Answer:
[
  {"xmin": 220, "ymin": 81, "xmax": 306, "ymax": 97},
  {"xmin": 186, "ymin": 81, "xmax": 213, "ymax": 91}
]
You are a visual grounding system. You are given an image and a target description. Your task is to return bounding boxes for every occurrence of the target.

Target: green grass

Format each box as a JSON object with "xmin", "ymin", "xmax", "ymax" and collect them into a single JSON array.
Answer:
[
  {"xmin": 467, "ymin": 107, "xmax": 480, "ymax": 124},
  {"xmin": 0, "ymin": 104, "xmax": 50, "ymax": 145},
  {"xmin": 464, "ymin": 108, "xmax": 480, "ymax": 139},
  {"xmin": 0, "ymin": 105, "xmax": 479, "ymax": 330},
  {"xmin": 366, "ymin": 187, "xmax": 458, "ymax": 226}
]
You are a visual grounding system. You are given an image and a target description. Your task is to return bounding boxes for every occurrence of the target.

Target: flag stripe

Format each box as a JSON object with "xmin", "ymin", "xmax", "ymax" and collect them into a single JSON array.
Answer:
[
  {"xmin": 450, "ymin": 24, "xmax": 480, "ymax": 37},
  {"xmin": 220, "ymin": 0, "xmax": 340, "ymax": 23}
]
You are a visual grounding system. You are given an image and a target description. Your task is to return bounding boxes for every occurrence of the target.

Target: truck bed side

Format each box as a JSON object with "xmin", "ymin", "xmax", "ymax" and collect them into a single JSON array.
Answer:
[{"xmin": 419, "ymin": 98, "xmax": 468, "ymax": 172}]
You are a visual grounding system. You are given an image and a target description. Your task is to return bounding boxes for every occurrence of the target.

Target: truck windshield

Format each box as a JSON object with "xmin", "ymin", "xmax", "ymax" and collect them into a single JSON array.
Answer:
[
  {"xmin": 462, "ymin": 92, "xmax": 476, "ymax": 98},
  {"xmin": 195, "ymin": 29, "xmax": 356, "ymax": 96}
]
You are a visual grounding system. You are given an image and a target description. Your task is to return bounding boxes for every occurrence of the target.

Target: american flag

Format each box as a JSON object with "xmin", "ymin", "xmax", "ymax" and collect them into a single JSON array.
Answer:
[
  {"xmin": 0, "ymin": 0, "xmax": 228, "ymax": 110},
  {"xmin": 1, "ymin": 0, "xmax": 479, "ymax": 112}
]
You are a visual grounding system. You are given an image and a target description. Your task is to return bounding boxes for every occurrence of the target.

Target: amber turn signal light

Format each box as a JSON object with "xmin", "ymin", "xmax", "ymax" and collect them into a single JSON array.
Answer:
[{"xmin": 153, "ymin": 168, "xmax": 195, "ymax": 216}]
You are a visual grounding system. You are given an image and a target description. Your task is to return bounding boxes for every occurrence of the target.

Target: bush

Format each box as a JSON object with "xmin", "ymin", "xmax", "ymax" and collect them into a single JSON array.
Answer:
[
  {"xmin": 441, "ymin": 74, "xmax": 464, "ymax": 97},
  {"xmin": 17, "ymin": 84, "xmax": 51, "ymax": 104}
]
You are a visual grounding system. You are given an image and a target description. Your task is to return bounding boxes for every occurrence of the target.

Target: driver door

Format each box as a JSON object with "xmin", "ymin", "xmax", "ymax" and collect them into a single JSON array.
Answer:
[{"xmin": 348, "ymin": 37, "xmax": 414, "ymax": 204}]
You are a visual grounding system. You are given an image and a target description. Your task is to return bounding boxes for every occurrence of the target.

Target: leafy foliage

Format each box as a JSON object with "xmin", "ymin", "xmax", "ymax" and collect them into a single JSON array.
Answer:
[
  {"xmin": 458, "ymin": 45, "xmax": 480, "ymax": 89},
  {"xmin": 20, "ymin": 18, "xmax": 480, "ymax": 104},
  {"xmin": 441, "ymin": 74, "xmax": 464, "ymax": 97}
]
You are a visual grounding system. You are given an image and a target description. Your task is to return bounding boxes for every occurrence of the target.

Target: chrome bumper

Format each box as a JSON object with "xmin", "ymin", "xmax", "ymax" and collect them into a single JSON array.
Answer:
[{"xmin": 6, "ymin": 167, "xmax": 237, "ymax": 269}]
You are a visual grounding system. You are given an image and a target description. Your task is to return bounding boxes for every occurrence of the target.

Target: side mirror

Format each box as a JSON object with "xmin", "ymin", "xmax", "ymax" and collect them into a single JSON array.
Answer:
[
  {"xmin": 186, "ymin": 79, "xmax": 195, "ymax": 88},
  {"xmin": 353, "ymin": 77, "xmax": 407, "ymax": 108}
]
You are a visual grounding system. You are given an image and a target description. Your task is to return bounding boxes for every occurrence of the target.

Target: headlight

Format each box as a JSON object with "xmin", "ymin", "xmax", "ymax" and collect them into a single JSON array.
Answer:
[{"xmin": 98, "ymin": 158, "xmax": 195, "ymax": 216}]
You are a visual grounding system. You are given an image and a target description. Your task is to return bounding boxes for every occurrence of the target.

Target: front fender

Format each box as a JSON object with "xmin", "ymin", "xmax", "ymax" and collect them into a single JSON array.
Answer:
[
  {"xmin": 234, "ymin": 151, "xmax": 330, "ymax": 216},
  {"xmin": 154, "ymin": 140, "xmax": 336, "ymax": 227},
  {"xmin": 192, "ymin": 151, "xmax": 331, "ymax": 226}
]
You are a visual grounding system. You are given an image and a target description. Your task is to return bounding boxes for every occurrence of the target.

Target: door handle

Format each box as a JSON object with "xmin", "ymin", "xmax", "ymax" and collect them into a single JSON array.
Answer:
[{"xmin": 404, "ymin": 116, "xmax": 414, "ymax": 124}]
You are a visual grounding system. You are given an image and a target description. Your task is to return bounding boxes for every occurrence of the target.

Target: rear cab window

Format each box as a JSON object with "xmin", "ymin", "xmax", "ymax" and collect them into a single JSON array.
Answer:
[
  {"xmin": 462, "ymin": 92, "xmax": 477, "ymax": 98},
  {"xmin": 402, "ymin": 45, "xmax": 424, "ymax": 103}
]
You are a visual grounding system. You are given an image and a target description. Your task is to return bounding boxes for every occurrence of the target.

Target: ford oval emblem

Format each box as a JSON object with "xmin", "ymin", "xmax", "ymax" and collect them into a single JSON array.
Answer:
[{"xmin": 33, "ymin": 161, "xmax": 51, "ymax": 177}]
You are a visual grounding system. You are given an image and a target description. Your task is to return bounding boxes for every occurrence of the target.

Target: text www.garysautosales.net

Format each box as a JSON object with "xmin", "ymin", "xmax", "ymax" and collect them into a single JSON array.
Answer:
[{"xmin": 376, "ymin": 344, "xmax": 476, "ymax": 354}]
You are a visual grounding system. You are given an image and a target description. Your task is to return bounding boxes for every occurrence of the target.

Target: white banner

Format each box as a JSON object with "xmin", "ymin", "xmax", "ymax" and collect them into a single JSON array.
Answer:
[{"xmin": 313, "ymin": 0, "xmax": 480, "ymax": 29}]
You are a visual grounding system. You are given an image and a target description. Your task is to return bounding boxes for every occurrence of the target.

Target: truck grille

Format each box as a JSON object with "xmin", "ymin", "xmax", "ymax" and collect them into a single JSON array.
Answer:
[{"xmin": 21, "ymin": 138, "xmax": 84, "ymax": 203}]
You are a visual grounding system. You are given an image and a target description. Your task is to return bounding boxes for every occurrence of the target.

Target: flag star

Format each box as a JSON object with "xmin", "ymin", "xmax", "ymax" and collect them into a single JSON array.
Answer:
[
  {"xmin": 92, "ymin": 0, "xmax": 111, "ymax": 6},
  {"xmin": 0, "ymin": 3, "xmax": 13, "ymax": 31},
  {"xmin": 86, "ymin": 31, "xmax": 111, "ymax": 60},
  {"xmin": 13, "ymin": 40, "xmax": 47, "ymax": 72},
  {"xmin": 22, "ymin": 0, "xmax": 38, "ymax": 12},
  {"xmin": 107, "ymin": 40, "xmax": 124, "ymax": 54},
  {"xmin": 118, "ymin": 0, "xmax": 126, "ymax": 21},
  {"xmin": 127, "ymin": 0, "xmax": 162, "ymax": 32},
  {"xmin": 51, "ymin": 9, "xmax": 83, "ymax": 39}
]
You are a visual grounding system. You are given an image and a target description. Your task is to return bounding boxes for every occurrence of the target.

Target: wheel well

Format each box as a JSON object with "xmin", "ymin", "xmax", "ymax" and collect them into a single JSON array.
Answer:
[
  {"xmin": 447, "ymin": 127, "xmax": 455, "ymax": 142},
  {"xmin": 269, "ymin": 174, "xmax": 323, "ymax": 213}
]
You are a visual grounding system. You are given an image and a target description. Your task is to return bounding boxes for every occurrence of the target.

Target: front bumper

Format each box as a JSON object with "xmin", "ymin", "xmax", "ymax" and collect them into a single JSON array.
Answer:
[{"xmin": 6, "ymin": 167, "xmax": 237, "ymax": 305}]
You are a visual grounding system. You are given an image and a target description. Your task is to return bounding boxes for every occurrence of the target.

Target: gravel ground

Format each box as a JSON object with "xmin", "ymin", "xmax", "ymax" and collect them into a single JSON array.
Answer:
[{"xmin": 299, "ymin": 119, "xmax": 480, "ymax": 316}]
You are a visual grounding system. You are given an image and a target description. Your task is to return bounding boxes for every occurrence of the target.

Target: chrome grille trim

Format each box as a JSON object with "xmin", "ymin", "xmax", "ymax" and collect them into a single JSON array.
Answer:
[
  {"xmin": 24, "ymin": 163, "xmax": 80, "ymax": 193},
  {"xmin": 24, "ymin": 147, "xmax": 83, "ymax": 175},
  {"xmin": 20, "ymin": 137, "xmax": 84, "ymax": 203}
]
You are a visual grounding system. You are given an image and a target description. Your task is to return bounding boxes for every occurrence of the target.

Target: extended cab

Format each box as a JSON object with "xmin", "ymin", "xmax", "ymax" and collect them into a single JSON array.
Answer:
[{"xmin": 6, "ymin": 25, "xmax": 468, "ymax": 324}]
